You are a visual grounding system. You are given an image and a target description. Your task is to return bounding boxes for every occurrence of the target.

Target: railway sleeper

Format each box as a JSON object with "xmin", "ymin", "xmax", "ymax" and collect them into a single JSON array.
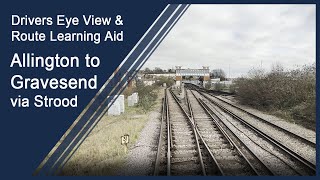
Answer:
[
  {"xmin": 172, "ymin": 130, "xmax": 193, "ymax": 134},
  {"xmin": 195, "ymin": 122, "xmax": 215, "ymax": 126},
  {"xmin": 173, "ymin": 138, "xmax": 196, "ymax": 144},
  {"xmin": 194, "ymin": 117, "xmax": 212, "ymax": 120},
  {"xmin": 172, "ymin": 121, "xmax": 192, "ymax": 125},
  {"xmin": 213, "ymin": 148, "xmax": 238, "ymax": 156},
  {"xmin": 171, "ymin": 156, "xmax": 199, "ymax": 164},
  {"xmin": 202, "ymin": 133, "xmax": 224, "ymax": 139},
  {"xmin": 214, "ymin": 154, "xmax": 241, "ymax": 162},
  {"xmin": 170, "ymin": 169, "xmax": 202, "ymax": 176},
  {"xmin": 172, "ymin": 135, "xmax": 195, "ymax": 140},
  {"xmin": 197, "ymin": 127, "xmax": 218, "ymax": 132},
  {"xmin": 171, "ymin": 163, "xmax": 201, "ymax": 170},
  {"xmin": 173, "ymin": 131, "xmax": 193, "ymax": 135},
  {"xmin": 220, "ymin": 163, "xmax": 253, "ymax": 176},
  {"xmin": 198, "ymin": 130, "xmax": 220, "ymax": 136},
  {"xmin": 204, "ymin": 137, "xmax": 227, "ymax": 144},
  {"xmin": 173, "ymin": 144, "xmax": 198, "ymax": 151},
  {"xmin": 200, "ymin": 129, "xmax": 220, "ymax": 134},
  {"xmin": 171, "ymin": 121, "xmax": 190, "ymax": 125},
  {"xmin": 172, "ymin": 152, "xmax": 199, "ymax": 158},
  {"xmin": 172, "ymin": 125, "xmax": 192, "ymax": 129},
  {"xmin": 172, "ymin": 149, "xmax": 198, "ymax": 154},
  {"xmin": 204, "ymin": 164, "xmax": 222, "ymax": 175},
  {"xmin": 204, "ymin": 143, "xmax": 231, "ymax": 149}
]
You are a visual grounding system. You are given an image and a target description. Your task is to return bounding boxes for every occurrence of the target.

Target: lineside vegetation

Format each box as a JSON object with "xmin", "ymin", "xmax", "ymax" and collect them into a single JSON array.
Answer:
[
  {"xmin": 124, "ymin": 76, "xmax": 174, "ymax": 113},
  {"xmin": 235, "ymin": 63, "xmax": 315, "ymax": 130}
]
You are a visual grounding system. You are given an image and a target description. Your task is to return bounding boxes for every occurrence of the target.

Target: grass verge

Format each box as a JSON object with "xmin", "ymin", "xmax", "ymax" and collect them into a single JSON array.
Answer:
[{"xmin": 61, "ymin": 89, "xmax": 163, "ymax": 176}]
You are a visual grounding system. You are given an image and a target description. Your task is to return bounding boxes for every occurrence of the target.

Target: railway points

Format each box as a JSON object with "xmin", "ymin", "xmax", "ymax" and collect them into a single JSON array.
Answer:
[{"xmin": 152, "ymin": 85, "xmax": 316, "ymax": 176}]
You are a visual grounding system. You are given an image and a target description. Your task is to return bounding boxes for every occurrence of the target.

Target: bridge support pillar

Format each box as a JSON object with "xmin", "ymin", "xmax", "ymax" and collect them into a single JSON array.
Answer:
[
  {"xmin": 203, "ymin": 75, "xmax": 210, "ymax": 87},
  {"xmin": 176, "ymin": 75, "xmax": 182, "ymax": 86}
]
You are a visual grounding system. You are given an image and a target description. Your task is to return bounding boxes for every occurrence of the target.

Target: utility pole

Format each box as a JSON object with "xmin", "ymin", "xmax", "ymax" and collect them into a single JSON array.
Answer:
[{"xmin": 228, "ymin": 64, "xmax": 230, "ymax": 80}]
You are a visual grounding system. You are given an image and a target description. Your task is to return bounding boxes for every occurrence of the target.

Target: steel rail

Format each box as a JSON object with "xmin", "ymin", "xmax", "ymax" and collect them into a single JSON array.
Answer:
[
  {"xmin": 185, "ymin": 89, "xmax": 206, "ymax": 176},
  {"xmin": 196, "ymin": 90, "xmax": 316, "ymax": 175},
  {"xmin": 211, "ymin": 94, "xmax": 316, "ymax": 148},
  {"xmin": 153, "ymin": 95, "xmax": 166, "ymax": 175},
  {"xmin": 165, "ymin": 90, "xmax": 171, "ymax": 176},
  {"xmin": 188, "ymin": 89, "xmax": 273, "ymax": 175},
  {"xmin": 169, "ymin": 88, "xmax": 224, "ymax": 176},
  {"xmin": 153, "ymin": 89, "xmax": 171, "ymax": 176},
  {"xmin": 168, "ymin": 89, "xmax": 206, "ymax": 175},
  {"xmin": 190, "ymin": 91, "xmax": 275, "ymax": 176}
]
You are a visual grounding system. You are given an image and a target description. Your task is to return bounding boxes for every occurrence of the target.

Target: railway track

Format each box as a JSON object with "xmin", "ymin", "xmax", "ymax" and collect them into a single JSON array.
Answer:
[
  {"xmin": 185, "ymin": 89, "xmax": 272, "ymax": 176},
  {"xmin": 211, "ymin": 93, "xmax": 315, "ymax": 146},
  {"xmin": 154, "ymin": 89, "xmax": 222, "ymax": 176},
  {"xmin": 153, "ymin": 90, "xmax": 170, "ymax": 176},
  {"xmin": 188, "ymin": 86, "xmax": 316, "ymax": 175}
]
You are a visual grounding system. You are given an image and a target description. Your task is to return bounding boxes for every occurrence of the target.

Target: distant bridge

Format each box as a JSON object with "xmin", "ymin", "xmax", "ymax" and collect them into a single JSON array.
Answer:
[{"xmin": 175, "ymin": 66, "xmax": 210, "ymax": 86}]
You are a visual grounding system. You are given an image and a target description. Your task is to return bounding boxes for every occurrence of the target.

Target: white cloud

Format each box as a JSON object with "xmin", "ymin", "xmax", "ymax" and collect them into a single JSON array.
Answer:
[{"xmin": 143, "ymin": 4, "xmax": 315, "ymax": 77}]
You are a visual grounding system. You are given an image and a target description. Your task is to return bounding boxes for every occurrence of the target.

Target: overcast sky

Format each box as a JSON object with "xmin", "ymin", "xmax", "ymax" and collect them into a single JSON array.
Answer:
[{"xmin": 143, "ymin": 4, "xmax": 315, "ymax": 78}]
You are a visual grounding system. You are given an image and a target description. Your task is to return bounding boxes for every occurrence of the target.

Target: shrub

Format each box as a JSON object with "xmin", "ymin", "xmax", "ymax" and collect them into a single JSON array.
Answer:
[
  {"xmin": 123, "ymin": 85, "xmax": 136, "ymax": 98},
  {"xmin": 229, "ymin": 83, "xmax": 237, "ymax": 94},
  {"xmin": 235, "ymin": 63, "xmax": 315, "ymax": 128},
  {"xmin": 136, "ymin": 82, "xmax": 158, "ymax": 113},
  {"xmin": 204, "ymin": 80, "xmax": 212, "ymax": 90},
  {"xmin": 155, "ymin": 76, "xmax": 175, "ymax": 87},
  {"xmin": 214, "ymin": 82, "xmax": 224, "ymax": 91}
]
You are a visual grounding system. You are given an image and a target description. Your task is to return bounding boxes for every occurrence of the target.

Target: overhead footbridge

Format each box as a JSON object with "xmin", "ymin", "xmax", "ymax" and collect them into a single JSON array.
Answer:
[{"xmin": 175, "ymin": 66, "xmax": 210, "ymax": 86}]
